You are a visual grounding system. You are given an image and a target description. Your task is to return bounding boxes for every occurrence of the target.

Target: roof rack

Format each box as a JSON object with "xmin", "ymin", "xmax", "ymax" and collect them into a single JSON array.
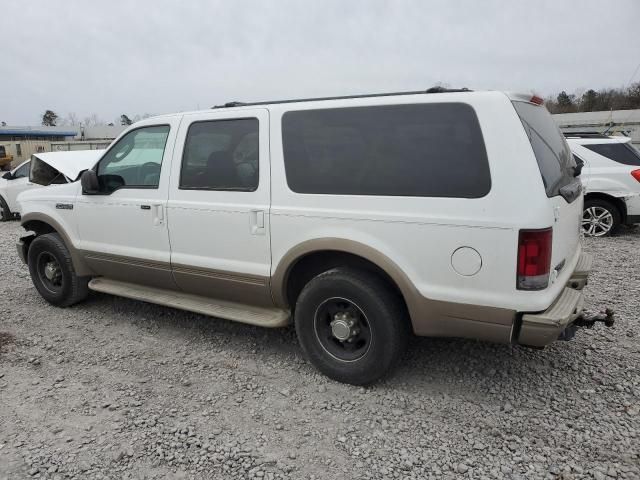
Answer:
[
  {"xmin": 562, "ymin": 132, "xmax": 611, "ymax": 139},
  {"xmin": 212, "ymin": 87, "xmax": 471, "ymax": 109}
]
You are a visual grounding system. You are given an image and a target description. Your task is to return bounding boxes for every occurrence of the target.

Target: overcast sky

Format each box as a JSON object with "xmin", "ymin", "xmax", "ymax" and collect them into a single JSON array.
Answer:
[{"xmin": 2, "ymin": 0, "xmax": 639, "ymax": 125}]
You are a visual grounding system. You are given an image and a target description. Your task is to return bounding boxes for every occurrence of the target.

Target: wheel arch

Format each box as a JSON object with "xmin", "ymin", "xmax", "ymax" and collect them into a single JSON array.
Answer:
[
  {"xmin": 20, "ymin": 213, "xmax": 93, "ymax": 276},
  {"xmin": 584, "ymin": 192, "xmax": 627, "ymax": 223},
  {"xmin": 272, "ymin": 239, "xmax": 417, "ymax": 319}
]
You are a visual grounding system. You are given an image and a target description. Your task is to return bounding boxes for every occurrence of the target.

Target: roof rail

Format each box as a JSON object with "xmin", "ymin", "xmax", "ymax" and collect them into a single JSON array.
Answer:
[{"xmin": 211, "ymin": 87, "xmax": 471, "ymax": 109}]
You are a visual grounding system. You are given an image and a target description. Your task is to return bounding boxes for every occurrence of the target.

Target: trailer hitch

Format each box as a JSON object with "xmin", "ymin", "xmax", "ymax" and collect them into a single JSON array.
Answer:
[{"xmin": 558, "ymin": 308, "xmax": 615, "ymax": 341}]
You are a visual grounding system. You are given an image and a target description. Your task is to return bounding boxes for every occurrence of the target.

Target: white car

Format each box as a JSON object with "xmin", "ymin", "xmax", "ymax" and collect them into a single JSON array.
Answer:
[
  {"xmin": 16, "ymin": 90, "xmax": 597, "ymax": 384},
  {"xmin": 566, "ymin": 134, "xmax": 640, "ymax": 236},
  {"xmin": 0, "ymin": 150, "xmax": 103, "ymax": 221}
]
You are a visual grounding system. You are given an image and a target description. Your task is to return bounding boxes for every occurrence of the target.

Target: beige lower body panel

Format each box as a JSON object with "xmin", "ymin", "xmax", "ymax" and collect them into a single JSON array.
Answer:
[
  {"xmin": 82, "ymin": 251, "xmax": 176, "ymax": 290},
  {"xmin": 410, "ymin": 299, "xmax": 516, "ymax": 344},
  {"xmin": 517, "ymin": 252, "xmax": 592, "ymax": 347},
  {"xmin": 89, "ymin": 278, "xmax": 290, "ymax": 328},
  {"xmin": 172, "ymin": 264, "xmax": 273, "ymax": 308}
]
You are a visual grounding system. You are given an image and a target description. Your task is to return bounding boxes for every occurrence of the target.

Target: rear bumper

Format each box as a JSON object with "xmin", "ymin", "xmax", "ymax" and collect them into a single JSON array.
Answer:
[
  {"xmin": 624, "ymin": 194, "xmax": 640, "ymax": 219},
  {"xmin": 517, "ymin": 252, "xmax": 592, "ymax": 347}
]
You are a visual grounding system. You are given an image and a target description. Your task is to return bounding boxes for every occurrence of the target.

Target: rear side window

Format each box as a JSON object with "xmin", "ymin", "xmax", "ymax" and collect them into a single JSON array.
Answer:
[
  {"xmin": 583, "ymin": 143, "xmax": 640, "ymax": 166},
  {"xmin": 512, "ymin": 102, "xmax": 576, "ymax": 198},
  {"xmin": 281, "ymin": 103, "xmax": 491, "ymax": 198}
]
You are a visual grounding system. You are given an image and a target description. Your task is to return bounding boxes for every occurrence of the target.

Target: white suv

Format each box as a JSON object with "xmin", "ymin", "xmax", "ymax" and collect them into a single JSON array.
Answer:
[
  {"xmin": 566, "ymin": 134, "xmax": 640, "ymax": 236},
  {"xmin": 16, "ymin": 90, "xmax": 592, "ymax": 384}
]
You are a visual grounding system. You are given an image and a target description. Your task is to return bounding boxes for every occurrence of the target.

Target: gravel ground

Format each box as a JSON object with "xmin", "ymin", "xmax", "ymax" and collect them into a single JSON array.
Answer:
[{"xmin": 0, "ymin": 220, "xmax": 638, "ymax": 480}]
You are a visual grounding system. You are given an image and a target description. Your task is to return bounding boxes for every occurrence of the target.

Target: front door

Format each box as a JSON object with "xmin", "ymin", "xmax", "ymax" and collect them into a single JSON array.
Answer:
[
  {"xmin": 74, "ymin": 120, "xmax": 180, "ymax": 289},
  {"xmin": 167, "ymin": 109, "xmax": 273, "ymax": 306}
]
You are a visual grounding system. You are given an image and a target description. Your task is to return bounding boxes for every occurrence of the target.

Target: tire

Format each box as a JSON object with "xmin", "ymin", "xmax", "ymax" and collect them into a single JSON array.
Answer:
[
  {"xmin": 27, "ymin": 233, "xmax": 89, "ymax": 307},
  {"xmin": 0, "ymin": 195, "xmax": 12, "ymax": 222},
  {"xmin": 294, "ymin": 268, "xmax": 409, "ymax": 385},
  {"xmin": 582, "ymin": 198, "xmax": 621, "ymax": 237}
]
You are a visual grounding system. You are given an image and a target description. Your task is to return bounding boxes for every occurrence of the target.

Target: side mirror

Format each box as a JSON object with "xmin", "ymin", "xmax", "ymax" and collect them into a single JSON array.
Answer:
[
  {"xmin": 2, "ymin": 172, "xmax": 12, "ymax": 180},
  {"xmin": 81, "ymin": 170, "xmax": 100, "ymax": 194}
]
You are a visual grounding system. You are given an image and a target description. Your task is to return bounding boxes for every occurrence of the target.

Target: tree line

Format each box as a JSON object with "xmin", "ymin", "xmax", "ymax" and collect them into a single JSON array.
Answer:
[
  {"xmin": 41, "ymin": 111, "xmax": 151, "ymax": 127},
  {"xmin": 545, "ymin": 82, "xmax": 640, "ymax": 114}
]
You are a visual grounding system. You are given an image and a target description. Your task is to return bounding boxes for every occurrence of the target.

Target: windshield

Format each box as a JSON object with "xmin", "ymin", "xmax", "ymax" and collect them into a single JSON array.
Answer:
[{"xmin": 30, "ymin": 156, "xmax": 68, "ymax": 185}]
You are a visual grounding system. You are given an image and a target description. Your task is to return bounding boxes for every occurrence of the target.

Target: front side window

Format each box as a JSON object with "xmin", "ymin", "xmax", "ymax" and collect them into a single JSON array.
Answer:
[
  {"xmin": 281, "ymin": 103, "xmax": 491, "ymax": 198},
  {"xmin": 584, "ymin": 143, "xmax": 640, "ymax": 166},
  {"xmin": 180, "ymin": 118, "xmax": 258, "ymax": 191},
  {"xmin": 97, "ymin": 125, "xmax": 170, "ymax": 191},
  {"xmin": 13, "ymin": 162, "xmax": 30, "ymax": 179}
]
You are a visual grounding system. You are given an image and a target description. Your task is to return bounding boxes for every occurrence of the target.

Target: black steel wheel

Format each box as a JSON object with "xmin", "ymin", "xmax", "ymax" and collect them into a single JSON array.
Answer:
[
  {"xmin": 295, "ymin": 267, "xmax": 409, "ymax": 385},
  {"xmin": 35, "ymin": 251, "xmax": 64, "ymax": 294},
  {"xmin": 27, "ymin": 233, "xmax": 89, "ymax": 307},
  {"xmin": 313, "ymin": 297, "xmax": 372, "ymax": 362}
]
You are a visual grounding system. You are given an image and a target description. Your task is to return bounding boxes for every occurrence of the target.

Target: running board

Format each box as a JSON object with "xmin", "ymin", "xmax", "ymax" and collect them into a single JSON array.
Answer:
[{"xmin": 88, "ymin": 278, "xmax": 290, "ymax": 328}]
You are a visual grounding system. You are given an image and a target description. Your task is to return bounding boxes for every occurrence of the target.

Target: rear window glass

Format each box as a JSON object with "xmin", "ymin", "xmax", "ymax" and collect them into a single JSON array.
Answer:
[
  {"xmin": 583, "ymin": 143, "xmax": 640, "ymax": 166},
  {"xmin": 30, "ymin": 157, "xmax": 67, "ymax": 185},
  {"xmin": 281, "ymin": 103, "xmax": 491, "ymax": 198},
  {"xmin": 512, "ymin": 101, "xmax": 576, "ymax": 197}
]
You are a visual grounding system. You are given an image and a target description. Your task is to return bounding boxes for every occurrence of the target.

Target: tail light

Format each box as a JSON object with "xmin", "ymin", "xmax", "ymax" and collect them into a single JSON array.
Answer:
[
  {"xmin": 631, "ymin": 169, "xmax": 640, "ymax": 183},
  {"xmin": 517, "ymin": 228, "xmax": 553, "ymax": 290}
]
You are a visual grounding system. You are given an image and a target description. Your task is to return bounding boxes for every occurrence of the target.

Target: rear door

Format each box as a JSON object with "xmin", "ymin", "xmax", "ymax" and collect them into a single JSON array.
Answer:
[
  {"xmin": 512, "ymin": 101, "xmax": 582, "ymax": 272},
  {"xmin": 167, "ymin": 109, "xmax": 273, "ymax": 307}
]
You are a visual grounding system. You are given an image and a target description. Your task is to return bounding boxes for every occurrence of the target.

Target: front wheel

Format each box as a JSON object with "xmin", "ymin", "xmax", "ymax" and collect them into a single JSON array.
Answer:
[
  {"xmin": 0, "ymin": 195, "xmax": 12, "ymax": 222},
  {"xmin": 582, "ymin": 199, "xmax": 621, "ymax": 237},
  {"xmin": 294, "ymin": 268, "xmax": 409, "ymax": 385},
  {"xmin": 27, "ymin": 233, "xmax": 89, "ymax": 307}
]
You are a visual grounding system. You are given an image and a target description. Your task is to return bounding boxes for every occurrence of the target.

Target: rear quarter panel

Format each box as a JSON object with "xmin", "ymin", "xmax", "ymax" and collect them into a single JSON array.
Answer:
[{"xmin": 268, "ymin": 92, "xmax": 565, "ymax": 331}]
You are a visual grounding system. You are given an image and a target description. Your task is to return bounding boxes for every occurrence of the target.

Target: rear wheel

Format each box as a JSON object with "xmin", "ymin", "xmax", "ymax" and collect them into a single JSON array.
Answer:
[
  {"xmin": 582, "ymin": 199, "xmax": 621, "ymax": 237},
  {"xmin": 294, "ymin": 268, "xmax": 409, "ymax": 385},
  {"xmin": 27, "ymin": 233, "xmax": 89, "ymax": 307}
]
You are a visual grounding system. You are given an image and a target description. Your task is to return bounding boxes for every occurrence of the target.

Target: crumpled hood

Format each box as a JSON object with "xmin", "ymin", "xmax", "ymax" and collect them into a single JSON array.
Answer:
[{"xmin": 32, "ymin": 149, "xmax": 104, "ymax": 180}]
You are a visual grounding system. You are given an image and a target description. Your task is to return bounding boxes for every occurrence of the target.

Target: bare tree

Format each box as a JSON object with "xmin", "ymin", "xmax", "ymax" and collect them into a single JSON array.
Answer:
[{"xmin": 81, "ymin": 114, "xmax": 106, "ymax": 127}]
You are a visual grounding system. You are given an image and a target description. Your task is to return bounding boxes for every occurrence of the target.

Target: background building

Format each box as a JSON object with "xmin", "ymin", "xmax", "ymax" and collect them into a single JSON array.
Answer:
[
  {"xmin": 553, "ymin": 109, "xmax": 640, "ymax": 147},
  {"xmin": 0, "ymin": 124, "xmax": 125, "ymax": 168}
]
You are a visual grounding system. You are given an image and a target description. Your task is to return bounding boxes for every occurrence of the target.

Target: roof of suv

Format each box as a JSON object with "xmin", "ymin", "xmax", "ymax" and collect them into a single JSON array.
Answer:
[{"xmin": 143, "ymin": 89, "xmax": 541, "ymax": 123}]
